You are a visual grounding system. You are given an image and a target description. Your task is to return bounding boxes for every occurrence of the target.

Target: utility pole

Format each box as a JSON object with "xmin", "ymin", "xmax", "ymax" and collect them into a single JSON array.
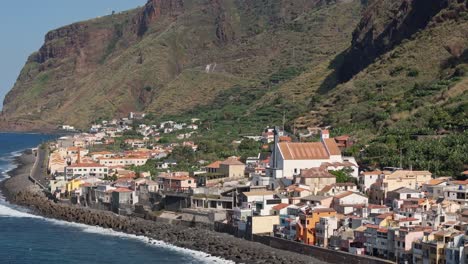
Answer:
[
  {"xmin": 399, "ymin": 148, "xmax": 403, "ymax": 169},
  {"xmin": 282, "ymin": 110, "xmax": 286, "ymax": 131}
]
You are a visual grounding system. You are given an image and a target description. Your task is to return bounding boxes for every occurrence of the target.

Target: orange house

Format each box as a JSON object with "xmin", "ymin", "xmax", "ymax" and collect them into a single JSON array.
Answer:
[{"xmin": 296, "ymin": 208, "xmax": 337, "ymax": 245}]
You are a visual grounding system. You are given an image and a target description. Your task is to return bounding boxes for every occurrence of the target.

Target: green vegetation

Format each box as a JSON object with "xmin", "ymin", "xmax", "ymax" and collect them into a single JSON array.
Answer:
[
  {"xmin": 330, "ymin": 169, "xmax": 355, "ymax": 184},
  {"xmin": 3, "ymin": 1, "xmax": 467, "ymax": 177}
]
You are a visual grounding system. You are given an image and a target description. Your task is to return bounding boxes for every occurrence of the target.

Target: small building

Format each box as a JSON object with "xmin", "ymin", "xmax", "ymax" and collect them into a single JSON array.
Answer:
[
  {"xmin": 157, "ymin": 172, "xmax": 196, "ymax": 192},
  {"xmin": 296, "ymin": 208, "xmax": 337, "ymax": 245},
  {"xmin": 295, "ymin": 167, "xmax": 336, "ymax": 195},
  {"xmin": 219, "ymin": 157, "xmax": 245, "ymax": 178},
  {"xmin": 299, "ymin": 195, "xmax": 334, "ymax": 208},
  {"xmin": 111, "ymin": 188, "xmax": 138, "ymax": 214},
  {"xmin": 315, "ymin": 216, "xmax": 338, "ymax": 247},
  {"xmin": 386, "ymin": 187, "xmax": 422, "ymax": 205},
  {"xmin": 358, "ymin": 170, "xmax": 383, "ymax": 194},
  {"xmin": 333, "ymin": 191, "xmax": 369, "ymax": 214}
]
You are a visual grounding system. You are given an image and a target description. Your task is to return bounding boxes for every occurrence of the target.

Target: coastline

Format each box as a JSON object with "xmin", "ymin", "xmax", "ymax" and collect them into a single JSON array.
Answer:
[
  {"xmin": 0, "ymin": 149, "xmax": 40, "ymax": 202},
  {"xmin": 0, "ymin": 149, "xmax": 325, "ymax": 264}
]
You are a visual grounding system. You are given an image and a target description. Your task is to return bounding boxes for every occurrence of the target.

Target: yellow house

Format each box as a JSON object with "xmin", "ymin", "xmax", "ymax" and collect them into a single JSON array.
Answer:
[
  {"xmin": 66, "ymin": 179, "xmax": 84, "ymax": 193},
  {"xmin": 369, "ymin": 170, "xmax": 431, "ymax": 204}
]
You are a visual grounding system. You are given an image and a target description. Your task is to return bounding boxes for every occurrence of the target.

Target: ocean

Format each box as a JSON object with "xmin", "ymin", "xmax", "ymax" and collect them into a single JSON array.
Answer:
[{"xmin": 0, "ymin": 133, "xmax": 228, "ymax": 264}]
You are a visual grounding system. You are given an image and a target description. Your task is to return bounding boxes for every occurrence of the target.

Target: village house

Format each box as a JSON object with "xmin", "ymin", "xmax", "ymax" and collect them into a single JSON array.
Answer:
[
  {"xmin": 368, "ymin": 170, "xmax": 432, "ymax": 204},
  {"xmin": 285, "ymin": 184, "xmax": 312, "ymax": 204},
  {"xmin": 334, "ymin": 135, "xmax": 353, "ymax": 150},
  {"xmin": 205, "ymin": 161, "xmax": 222, "ymax": 174},
  {"xmin": 443, "ymin": 181, "xmax": 468, "ymax": 206},
  {"xmin": 157, "ymin": 172, "xmax": 196, "ymax": 192},
  {"xmin": 296, "ymin": 208, "xmax": 337, "ymax": 245},
  {"xmin": 359, "ymin": 170, "xmax": 383, "ymax": 194},
  {"xmin": 317, "ymin": 182, "xmax": 358, "ymax": 196},
  {"xmin": 332, "ymin": 191, "xmax": 369, "ymax": 215},
  {"xmin": 295, "ymin": 167, "xmax": 336, "ymax": 195},
  {"xmin": 386, "ymin": 187, "xmax": 422, "ymax": 206},
  {"xmin": 422, "ymin": 178, "xmax": 450, "ymax": 199},
  {"xmin": 315, "ymin": 216, "xmax": 339, "ymax": 247},
  {"xmin": 99, "ymin": 156, "xmax": 148, "ymax": 166},
  {"xmin": 111, "ymin": 187, "xmax": 139, "ymax": 214},
  {"xmin": 237, "ymin": 190, "xmax": 276, "ymax": 210},
  {"xmin": 90, "ymin": 151, "xmax": 115, "ymax": 161},
  {"xmin": 124, "ymin": 139, "xmax": 146, "ymax": 148},
  {"xmin": 219, "ymin": 157, "xmax": 246, "ymax": 178},
  {"xmin": 65, "ymin": 163, "xmax": 109, "ymax": 180},
  {"xmin": 299, "ymin": 195, "xmax": 334, "ymax": 208}
]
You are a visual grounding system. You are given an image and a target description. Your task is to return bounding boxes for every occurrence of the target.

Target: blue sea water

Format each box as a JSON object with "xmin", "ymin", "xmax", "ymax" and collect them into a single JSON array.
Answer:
[{"xmin": 0, "ymin": 133, "xmax": 228, "ymax": 264}]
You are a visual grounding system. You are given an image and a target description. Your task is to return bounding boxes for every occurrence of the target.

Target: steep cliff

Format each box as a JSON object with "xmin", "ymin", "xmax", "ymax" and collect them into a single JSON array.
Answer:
[
  {"xmin": 1, "ymin": 0, "xmax": 364, "ymax": 130},
  {"xmin": 338, "ymin": 0, "xmax": 466, "ymax": 82},
  {"xmin": 298, "ymin": 0, "xmax": 467, "ymax": 136},
  {"xmin": 2, "ymin": 0, "xmax": 466, "ymax": 135}
]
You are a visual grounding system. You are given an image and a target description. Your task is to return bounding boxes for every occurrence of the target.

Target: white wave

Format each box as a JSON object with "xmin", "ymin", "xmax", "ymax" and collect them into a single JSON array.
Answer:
[
  {"xmin": 0, "ymin": 202, "xmax": 232, "ymax": 264},
  {"xmin": 0, "ymin": 203, "xmax": 43, "ymax": 219},
  {"xmin": 44, "ymin": 219, "xmax": 234, "ymax": 264}
]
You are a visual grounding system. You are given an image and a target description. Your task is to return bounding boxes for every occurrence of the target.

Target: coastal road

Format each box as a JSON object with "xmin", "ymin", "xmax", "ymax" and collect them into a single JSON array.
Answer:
[{"xmin": 30, "ymin": 146, "xmax": 49, "ymax": 189}]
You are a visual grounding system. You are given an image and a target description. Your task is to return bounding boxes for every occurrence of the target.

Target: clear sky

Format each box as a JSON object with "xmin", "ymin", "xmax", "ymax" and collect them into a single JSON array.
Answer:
[{"xmin": 0, "ymin": 0, "xmax": 147, "ymax": 109}]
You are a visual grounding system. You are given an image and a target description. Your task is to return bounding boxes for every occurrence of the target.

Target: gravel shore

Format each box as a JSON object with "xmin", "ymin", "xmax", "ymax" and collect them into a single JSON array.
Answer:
[
  {"xmin": 0, "ymin": 150, "xmax": 41, "ymax": 201},
  {"xmin": 1, "ymin": 150, "xmax": 326, "ymax": 264}
]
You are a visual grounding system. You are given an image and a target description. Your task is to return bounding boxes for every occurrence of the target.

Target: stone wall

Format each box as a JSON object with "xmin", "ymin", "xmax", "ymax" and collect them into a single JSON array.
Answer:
[{"xmin": 252, "ymin": 235, "xmax": 395, "ymax": 264}]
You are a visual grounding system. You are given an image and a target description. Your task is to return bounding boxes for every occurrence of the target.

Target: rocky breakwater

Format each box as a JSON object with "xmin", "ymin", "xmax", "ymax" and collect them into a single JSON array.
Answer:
[{"xmin": 13, "ymin": 191, "xmax": 325, "ymax": 264}]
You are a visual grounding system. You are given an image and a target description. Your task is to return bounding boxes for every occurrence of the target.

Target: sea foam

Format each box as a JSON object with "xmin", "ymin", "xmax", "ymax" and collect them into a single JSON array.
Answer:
[
  {"xmin": 0, "ymin": 203, "xmax": 233, "ymax": 264},
  {"xmin": 0, "ymin": 204, "xmax": 43, "ymax": 219}
]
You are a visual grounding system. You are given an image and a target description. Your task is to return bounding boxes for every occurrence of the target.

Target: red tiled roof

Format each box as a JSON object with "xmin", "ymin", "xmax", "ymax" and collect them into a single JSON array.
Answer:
[
  {"xmin": 323, "ymin": 138, "xmax": 341, "ymax": 155},
  {"xmin": 333, "ymin": 191, "xmax": 353, "ymax": 199},
  {"xmin": 113, "ymin": 188, "xmax": 132, "ymax": 193},
  {"xmin": 300, "ymin": 168, "xmax": 335, "ymax": 178},
  {"xmin": 220, "ymin": 157, "xmax": 244, "ymax": 166},
  {"xmin": 206, "ymin": 161, "xmax": 222, "ymax": 169},
  {"xmin": 278, "ymin": 142, "xmax": 329, "ymax": 160},
  {"xmin": 452, "ymin": 180, "xmax": 468, "ymax": 185},
  {"xmin": 334, "ymin": 135, "xmax": 350, "ymax": 141},
  {"xmin": 272, "ymin": 203, "xmax": 289, "ymax": 210},
  {"xmin": 377, "ymin": 213, "xmax": 394, "ymax": 219},
  {"xmin": 68, "ymin": 162, "xmax": 105, "ymax": 168}
]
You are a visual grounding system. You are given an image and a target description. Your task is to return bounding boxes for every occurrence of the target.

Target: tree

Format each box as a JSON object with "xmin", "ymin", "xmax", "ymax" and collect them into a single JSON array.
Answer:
[{"xmin": 329, "ymin": 169, "xmax": 354, "ymax": 183}]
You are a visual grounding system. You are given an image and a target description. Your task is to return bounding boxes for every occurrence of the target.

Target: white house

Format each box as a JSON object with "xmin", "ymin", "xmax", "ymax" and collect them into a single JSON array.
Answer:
[
  {"xmin": 359, "ymin": 170, "xmax": 383, "ymax": 193},
  {"xmin": 65, "ymin": 163, "xmax": 109, "ymax": 179},
  {"xmin": 238, "ymin": 190, "xmax": 275, "ymax": 210},
  {"xmin": 332, "ymin": 191, "xmax": 368, "ymax": 214},
  {"xmin": 269, "ymin": 130, "xmax": 358, "ymax": 179}
]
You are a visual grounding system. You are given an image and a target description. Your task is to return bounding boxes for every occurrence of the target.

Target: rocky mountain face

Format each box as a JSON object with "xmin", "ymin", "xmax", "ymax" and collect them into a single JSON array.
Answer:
[
  {"xmin": 338, "ymin": 0, "xmax": 455, "ymax": 82},
  {"xmin": 1, "ymin": 0, "xmax": 466, "ymax": 133},
  {"xmin": 1, "ymin": 0, "xmax": 364, "ymax": 130}
]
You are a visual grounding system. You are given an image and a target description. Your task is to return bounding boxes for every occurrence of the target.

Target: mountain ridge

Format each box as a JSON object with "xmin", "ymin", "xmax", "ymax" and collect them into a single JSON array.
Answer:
[{"xmin": 1, "ymin": 0, "xmax": 466, "ymax": 139}]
